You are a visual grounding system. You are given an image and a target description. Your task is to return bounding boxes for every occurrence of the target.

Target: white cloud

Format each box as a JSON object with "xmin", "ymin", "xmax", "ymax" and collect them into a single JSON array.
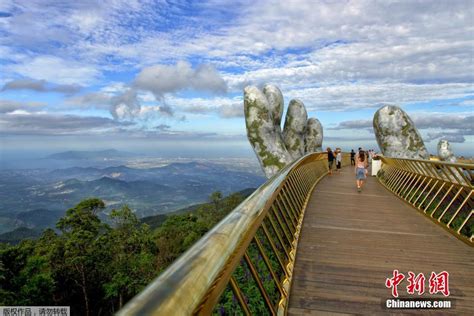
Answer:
[
  {"xmin": 0, "ymin": 112, "xmax": 134, "ymax": 135},
  {"xmin": 134, "ymin": 61, "xmax": 227, "ymax": 98},
  {"xmin": 286, "ymin": 83, "xmax": 472, "ymax": 112},
  {"xmin": 1, "ymin": 0, "xmax": 473, "ymax": 145},
  {"xmin": 65, "ymin": 61, "xmax": 229, "ymax": 119},
  {"xmin": 166, "ymin": 95, "xmax": 244, "ymax": 118},
  {"xmin": 218, "ymin": 103, "xmax": 243, "ymax": 118},
  {"xmin": 2, "ymin": 78, "xmax": 81, "ymax": 94},
  {"xmin": 8, "ymin": 56, "xmax": 100, "ymax": 85},
  {"xmin": 0, "ymin": 99, "xmax": 46, "ymax": 113}
]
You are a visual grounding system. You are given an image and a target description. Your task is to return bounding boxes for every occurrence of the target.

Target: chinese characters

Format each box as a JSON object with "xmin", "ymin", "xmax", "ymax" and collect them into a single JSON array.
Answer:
[{"xmin": 385, "ymin": 271, "xmax": 449, "ymax": 297}]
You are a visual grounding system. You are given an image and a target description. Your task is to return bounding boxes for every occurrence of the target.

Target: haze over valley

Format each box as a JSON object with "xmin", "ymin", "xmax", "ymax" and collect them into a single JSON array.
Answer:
[{"xmin": 0, "ymin": 149, "xmax": 265, "ymax": 235}]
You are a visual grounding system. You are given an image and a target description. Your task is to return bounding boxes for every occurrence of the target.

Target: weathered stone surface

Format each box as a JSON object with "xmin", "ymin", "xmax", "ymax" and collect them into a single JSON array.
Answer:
[
  {"xmin": 373, "ymin": 105, "xmax": 429, "ymax": 159},
  {"xmin": 263, "ymin": 84, "xmax": 284, "ymax": 127},
  {"xmin": 244, "ymin": 85, "xmax": 293, "ymax": 178},
  {"xmin": 283, "ymin": 99, "xmax": 308, "ymax": 160},
  {"xmin": 304, "ymin": 118, "xmax": 323, "ymax": 153},
  {"xmin": 438, "ymin": 139, "xmax": 457, "ymax": 163},
  {"xmin": 244, "ymin": 84, "xmax": 324, "ymax": 178}
]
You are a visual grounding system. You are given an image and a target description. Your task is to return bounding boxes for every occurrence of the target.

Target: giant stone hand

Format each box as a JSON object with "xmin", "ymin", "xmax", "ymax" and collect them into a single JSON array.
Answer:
[
  {"xmin": 438, "ymin": 139, "xmax": 457, "ymax": 163},
  {"xmin": 283, "ymin": 99, "xmax": 308, "ymax": 160},
  {"xmin": 305, "ymin": 118, "xmax": 323, "ymax": 153},
  {"xmin": 244, "ymin": 84, "xmax": 323, "ymax": 178},
  {"xmin": 373, "ymin": 105, "xmax": 429, "ymax": 159}
]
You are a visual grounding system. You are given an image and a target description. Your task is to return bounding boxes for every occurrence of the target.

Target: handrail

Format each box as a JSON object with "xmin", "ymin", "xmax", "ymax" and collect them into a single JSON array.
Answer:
[
  {"xmin": 376, "ymin": 156, "xmax": 473, "ymax": 245},
  {"xmin": 118, "ymin": 152, "xmax": 350, "ymax": 315}
]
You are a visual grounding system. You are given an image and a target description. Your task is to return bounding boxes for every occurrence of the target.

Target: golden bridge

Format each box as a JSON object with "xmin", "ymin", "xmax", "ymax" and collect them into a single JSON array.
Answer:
[{"xmin": 118, "ymin": 153, "xmax": 474, "ymax": 315}]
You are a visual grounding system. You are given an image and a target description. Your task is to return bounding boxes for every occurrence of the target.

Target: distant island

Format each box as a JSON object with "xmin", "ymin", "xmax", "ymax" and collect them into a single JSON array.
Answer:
[{"xmin": 46, "ymin": 149, "xmax": 136, "ymax": 160}]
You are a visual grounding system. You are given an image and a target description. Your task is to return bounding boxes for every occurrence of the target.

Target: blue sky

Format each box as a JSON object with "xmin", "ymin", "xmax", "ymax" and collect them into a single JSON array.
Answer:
[{"xmin": 0, "ymin": 0, "xmax": 473, "ymax": 158}]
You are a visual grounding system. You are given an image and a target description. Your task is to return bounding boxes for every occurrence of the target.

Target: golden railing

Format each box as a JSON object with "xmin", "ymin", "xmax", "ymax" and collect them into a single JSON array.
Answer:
[
  {"xmin": 118, "ymin": 152, "xmax": 350, "ymax": 315},
  {"xmin": 376, "ymin": 156, "xmax": 474, "ymax": 245}
]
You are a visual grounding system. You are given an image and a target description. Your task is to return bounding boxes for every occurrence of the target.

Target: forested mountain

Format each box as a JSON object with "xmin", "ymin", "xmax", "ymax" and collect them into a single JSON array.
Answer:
[
  {"xmin": 0, "ymin": 161, "xmax": 265, "ymax": 234},
  {"xmin": 0, "ymin": 190, "xmax": 251, "ymax": 315}
]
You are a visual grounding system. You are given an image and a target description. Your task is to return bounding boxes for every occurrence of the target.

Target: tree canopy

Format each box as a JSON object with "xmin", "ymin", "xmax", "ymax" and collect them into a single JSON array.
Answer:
[{"xmin": 0, "ymin": 191, "xmax": 247, "ymax": 315}]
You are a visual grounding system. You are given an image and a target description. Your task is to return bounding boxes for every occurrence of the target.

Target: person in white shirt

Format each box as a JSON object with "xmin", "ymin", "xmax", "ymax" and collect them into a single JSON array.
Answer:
[{"xmin": 335, "ymin": 148, "xmax": 342, "ymax": 173}]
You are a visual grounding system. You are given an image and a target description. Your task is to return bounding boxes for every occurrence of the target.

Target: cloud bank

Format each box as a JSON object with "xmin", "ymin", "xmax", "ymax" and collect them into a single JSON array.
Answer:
[
  {"xmin": 2, "ymin": 78, "xmax": 81, "ymax": 94},
  {"xmin": 0, "ymin": 0, "xmax": 472, "ymax": 151}
]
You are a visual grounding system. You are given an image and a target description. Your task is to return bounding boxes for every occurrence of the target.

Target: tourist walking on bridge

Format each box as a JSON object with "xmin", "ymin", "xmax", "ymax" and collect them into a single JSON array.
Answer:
[
  {"xmin": 335, "ymin": 148, "xmax": 342, "ymax": 173},
  {"xmin": 350, "ymin": 149, "xmax": 355, "ymax": 166},
  {"xmin": 355, "ymin": 150, "xmax": 368, "ymax": 192},
  {"xmin": 327, "ymin": 147, "xmax": 335, "ymax": 175}
]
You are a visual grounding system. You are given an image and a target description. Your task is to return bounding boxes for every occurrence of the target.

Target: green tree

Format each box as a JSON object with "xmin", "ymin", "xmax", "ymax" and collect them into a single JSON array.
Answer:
[
  {"xmin": 225, "ymin": 193, "xmax": 244, "ymax": 210},
  {"xmin": 56, "ymin": 198, "xmax": 108, "ymax": 316},
  {"xmin": 0, "ymin": 190, "xmax": 250, "ymax": 314},
  {"xmin": 103, "ymin": 206, "xmax": 157, "ymax": 311},
  {"xmin": 210, "ymin": 191, "xmax": 223, "ymax": 211},
  {"xmin": 0, "ymin": 241, "xmax": 35, "ymax": 305},
  {"xmin": 154, "ymin": 213, "xmax": 208, "ymax": 268}
]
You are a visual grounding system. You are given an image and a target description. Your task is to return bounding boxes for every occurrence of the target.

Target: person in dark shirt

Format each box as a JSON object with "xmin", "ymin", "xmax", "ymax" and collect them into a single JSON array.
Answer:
[
  {"xmin": 327, "ymin": 147, "xmax": 335, "ymax": 175},
  {"xmin": 350, "ymin": 149, "xmax": 356, "ymax": 166}
]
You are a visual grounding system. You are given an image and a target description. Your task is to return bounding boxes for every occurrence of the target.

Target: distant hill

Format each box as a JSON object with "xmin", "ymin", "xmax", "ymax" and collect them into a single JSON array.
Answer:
[
  {"xmin": 0, "ymin": 227, "xmax": 42, "ymax": 244},
  {"xmin": 46, "ymin": 149, "xmax": 136, "ymax": 160},
  {"xmin": 0, "ymin": 188, "xmax": 256, "ymax": 244},
  {"xmin": 0, "ymin": 160, "xmax": 265, "ymax": 234},
  {"xmin": 15, "ymin": 208, "xmax": 64, "ymax": 229},
  {"xmin": 140, "ymin": 188, "xmax": 255, "ymax": 229}
]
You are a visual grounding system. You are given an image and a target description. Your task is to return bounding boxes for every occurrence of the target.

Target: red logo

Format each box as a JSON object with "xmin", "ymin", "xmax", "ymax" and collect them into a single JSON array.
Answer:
[
  {"xmin": 386, "ymin": 270, "xmax": 449, "ymax": 297},
  {"xmin": 385, "ymin": 270, "xmax": 405, "ymax": 298},
  {"xmin": 406, "ymin": 271, "xmax": 425, "ymax": 295},
  {"xmin": 429, "ymin": 271, "xmax": 450, "ymax": 297}
]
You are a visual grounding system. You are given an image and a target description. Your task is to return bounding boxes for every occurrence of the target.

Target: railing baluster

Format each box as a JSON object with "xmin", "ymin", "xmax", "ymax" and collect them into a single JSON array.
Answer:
[
  {"xmin": 268, "ymin": 208, "xmax": 293, "ymax": 252},
  {"xmin": 377, "ymin": 156, "xmax": 473, "ymax": 246},
  {"xmin": 260, "ymin": 223, "xmax": 290, "ymax": 276},
  {"xmin": 385, "ymin": 167, "xmax": 400, "ymax": 188},
  {"xmin": 457, "ymin": 210, "xmax": 473, "ymax": 234},
  {"xmin": 294, "ymin": 169, "xmax": 308, "ymax": 197},
  {"xmin": 438, "ymin": 187, "xmax": 464, "ymax": 222},
  {"xmin": 393, "ymin": 171, "xmax": 412, "ymax": 195},
  {"xmin": 279, "ymin": 188, "xmax": 299, "ymax": 223},
  {"xmin": 254, "ymin": 235, "xmax": 287, "ymax": 299},
  {"xmin": 418, "ymin": 180, "xmax": 440, "ymax": 210},
  {"xmin": 300, "ymin": 166, "xmax": 312, "ymax": 193},
  {"xmin": 229, "ymin": 276, "xmax": 251, "ymax": 316},
  {"xmin": 408, "ymin": 177, "xmax": 426, "ymax": 203},
  {"xmin": 274, "ymin": 198, "xmax": 296, "ymax": 235},
  {"xmin": 243, "ymin": 252, "xmax": 276, "ymax": 315},
  {"xmin": 390, "ymin": 170, "xmax": 409, "ymax": 193},
  {"xmin": 430, "ymin": 184, "xmax": 454, "ymax": 218},
  {"xmin": 424, "ymin": 183, "xmax": 446, "ymax": 213},
  {"xmin": 448, "ymin": 191, "xmax": 473, "ymax": 227},
  {"xmin": 285, "ymin": 179, "xmax": 304, "ymax": 210},
  {"xmin": 288, "ymin": 174, "xmax": 305, "ymax": 206},
  {"xmin": 400, "ymin": 173, "xmax": 420, "ymax": 197},
  {"xmin": 455, "ymin": 166, "xmax": 472, "ymax": 186},
  {"xmin": 410, "ymin": 174, "xmax": 425, "ymax": 196}
]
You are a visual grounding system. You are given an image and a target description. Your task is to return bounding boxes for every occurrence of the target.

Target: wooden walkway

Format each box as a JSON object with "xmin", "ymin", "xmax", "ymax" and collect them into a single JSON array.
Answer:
[{"xmin": 288, "ymin": 166, "xmax": 474, "ymax": 315}]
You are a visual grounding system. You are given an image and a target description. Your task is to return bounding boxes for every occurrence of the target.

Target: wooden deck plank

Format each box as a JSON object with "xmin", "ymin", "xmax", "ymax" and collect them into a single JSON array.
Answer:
[{"xmin": 288, "ymin": 167, "xmax": 474, "ymax": 315}]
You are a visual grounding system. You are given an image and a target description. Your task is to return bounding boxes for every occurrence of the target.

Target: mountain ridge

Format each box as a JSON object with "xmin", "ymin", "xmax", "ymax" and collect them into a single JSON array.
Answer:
[
  {"xmin": 0, "ymin": 188, "xmax": 256, "ymax": 244},
  {"xmin": 46, "ymin": 149, "xmax": 136, "ymax": 160}
]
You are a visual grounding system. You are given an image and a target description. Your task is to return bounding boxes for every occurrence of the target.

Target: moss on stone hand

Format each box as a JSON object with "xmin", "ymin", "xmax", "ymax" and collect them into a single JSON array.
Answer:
[
  {"xmin": 291, "ymin": 138, "xmax": 300, "ymax": 151},
  {"xmin": 262, "ymin": 154, "xmax": 286, "ymax": 169}
]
